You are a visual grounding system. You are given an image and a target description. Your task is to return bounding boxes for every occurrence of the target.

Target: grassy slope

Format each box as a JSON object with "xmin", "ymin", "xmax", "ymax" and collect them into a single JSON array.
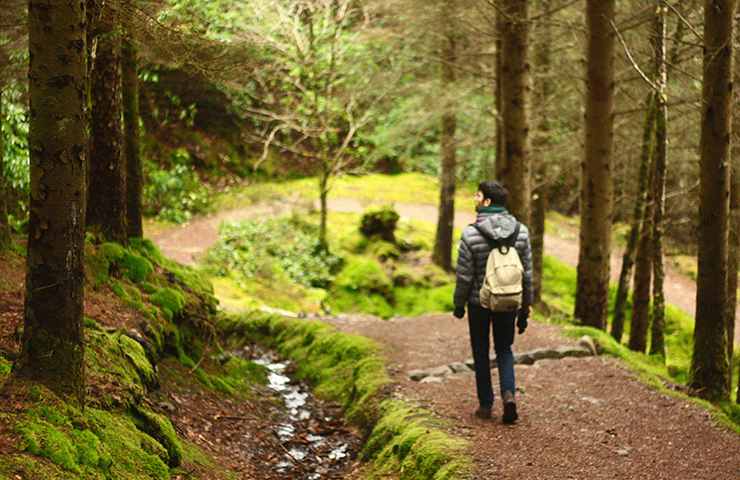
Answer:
[{"xmin": 0, "ymin": 239, "xmax": 246, "ymax": 479}]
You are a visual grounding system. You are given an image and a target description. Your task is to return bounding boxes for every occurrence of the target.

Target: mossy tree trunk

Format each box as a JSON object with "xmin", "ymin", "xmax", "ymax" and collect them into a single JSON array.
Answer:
[
  {"xmin": 88, "ymin": 2, "xmax": 127, "ymax": 243},
  {"xmin": 612, "ymin": 95, "xmax": 656, "ymax": 342},
  {"xmin": 122, "ymin": 22, "xmax": 143, "ymax": 239},
  {"xmin": 649, "ymin": 3, "xmax": 668, "ymax": 359},
  {"xmin": 318, "ymin": 168, "xmax": 329, "ymax": 251},
  {"xmin": 16, "ymin": 0, "xmax": 88, "ymax": 404},
  {"xmin": 531, "ymin": 0, "xmax": 553, "ymax": 305},
  {"xmin": 499, "ymin": 0, "xmax": 531, "ymax": 224},
  {"xmin": 574, "ymin": 0, "xmax": 616, "ymax": 330},
  {"xmin": 628, "ymin": 152, "xmax": 656, "ymax": 353},
  {"xmin": 0, "ymin": 89, "xmax": 11, "ymax": 250},
  {"xmin": 691, "ymin": 0, "xmax": 734, "ymax": 401},
  {"xmin": 433, "ymin": 24, "xmax": 457, "ymax": 272}
]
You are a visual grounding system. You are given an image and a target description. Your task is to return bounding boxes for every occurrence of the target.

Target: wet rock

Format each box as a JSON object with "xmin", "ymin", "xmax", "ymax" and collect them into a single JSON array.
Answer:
[
  {"xmin": 578, "ymin": 335, "xmax": 599, "ymax": 355},
  {"xmin": 448, "ymin": 362, "xmax": 470, "ymax": 374},
  {"xmin": 420, "ymin": 376, "xmax": 444, "ymax": 384},
  {"xmin": 409, "ymin": 369, "xmax": 428, "ymax": 381},
  {"xmin": 556, "ymin": 345, "xmax": 592, "ymax": 358}
]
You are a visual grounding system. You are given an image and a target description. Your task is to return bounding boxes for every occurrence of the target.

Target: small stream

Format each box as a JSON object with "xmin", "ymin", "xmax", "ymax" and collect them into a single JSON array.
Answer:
[{"xmin": 245, "ymin": 347, "xmax": 360, "ymax": 479}]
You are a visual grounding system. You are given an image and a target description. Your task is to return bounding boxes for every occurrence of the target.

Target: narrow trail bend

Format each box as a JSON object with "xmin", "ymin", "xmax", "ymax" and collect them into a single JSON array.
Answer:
[{"xmin": 147, "ymin": 196, "xmax": 740, "ymax": 346}]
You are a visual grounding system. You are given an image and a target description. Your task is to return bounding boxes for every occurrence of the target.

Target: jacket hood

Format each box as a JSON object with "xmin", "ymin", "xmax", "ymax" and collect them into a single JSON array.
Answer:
[{"xmin": 476, "ymin": 212, "xmax": 518, "ymax": 241}]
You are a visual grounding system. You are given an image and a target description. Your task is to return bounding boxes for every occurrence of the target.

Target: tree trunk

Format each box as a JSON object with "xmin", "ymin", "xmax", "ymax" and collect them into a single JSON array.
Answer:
[
  {"xmin": 612, "ymin": 95, "xmax": 657, "ymax": 342},
  {"xmin": 433, "ymin": 30, "xmax": 457, "ymax": 272},
  {"xmin": 122, "ymin": 25, "xmax": 143, "ymax": 239},
  {"xmin": 318, "ymin": 170, "xmax": 329, "ymax": 251},
  {"xmin": 0, "ymin": 89, "xmax": 11, "ymax": 250},
  {"xmin": 650, "ymin": 3, "xmax": 668, "ymax": 358},
  {"xmin": 16, "ymin": 0, "xmax": 88, "ymax": 404},
  {"xmin": 87, "ymin": 4, "xmax": 127, "ymax": 243},
  {"xmin": 499, "ymin": 0, "xmax": 531, "ymax": 224},
  {"xmin": 574, "ymin": 0, "xmax": 616, "ymax": 330},
  {"xmin": 628, "ymin": 153, "xmax": 656, "ymax": 353},
  {"xmin": 531, "ymin": 0, "xmax": 553, "ymax": 305},
  {"xmin": 691, "ymin": 0, "xmax": 734, "ymax": 401},
  {"xmin": 494, "ymin": 9, "xmax": 505, "ymax": 181}
]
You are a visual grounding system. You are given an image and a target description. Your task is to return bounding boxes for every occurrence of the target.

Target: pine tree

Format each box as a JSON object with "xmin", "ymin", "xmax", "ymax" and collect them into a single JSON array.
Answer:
[
  {"xmin": 690, "ymin": 0, "xmax": 734, "ymax": 401},
  {"xmin": 122, "ymin": 20, "xmax": 143, "ymax": 239},
  {"xmin": 499, "ymin": 0, "xmax": 531, "ymax": 223},
  {"xmin": 574, "ymin": 0, "xmax": 616, "ymax": 330},
  {"xmin": 15, "ymin": 0, "xmax": 88, "ymax": 403},
  {"xmin": 87, "ymin": 1, "xmax": 127, "ymax": 243},
  {"xmin": 0, "ymin": 90, "xmax": 10, "ymax": 250}
]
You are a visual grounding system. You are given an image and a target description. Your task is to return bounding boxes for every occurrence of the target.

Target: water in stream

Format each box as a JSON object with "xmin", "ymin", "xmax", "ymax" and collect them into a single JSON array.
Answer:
[{"xmin": 247, "ymin": 347, "xmax": 360, "ymax": 479}]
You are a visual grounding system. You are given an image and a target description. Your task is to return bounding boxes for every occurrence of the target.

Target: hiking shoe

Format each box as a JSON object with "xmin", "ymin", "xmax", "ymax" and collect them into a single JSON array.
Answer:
[
  {"xmin": 502, "ymin": 391, "xmax": 518, "ymax": 424},
  {"xmin": 474, "ymin": 406, "xmax": 492, "ymax": 420}
]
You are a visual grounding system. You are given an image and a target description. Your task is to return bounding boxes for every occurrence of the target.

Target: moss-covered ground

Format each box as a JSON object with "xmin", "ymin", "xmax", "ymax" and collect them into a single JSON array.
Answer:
[{"xmin": 0, "ymin": 238, "xmax": 245, "ymax": 479}]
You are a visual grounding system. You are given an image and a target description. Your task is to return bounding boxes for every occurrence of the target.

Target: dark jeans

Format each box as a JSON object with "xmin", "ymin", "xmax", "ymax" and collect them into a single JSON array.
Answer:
[{"xmin": 467, "ymin": 303, "xmax": 516, "ymax": 408}]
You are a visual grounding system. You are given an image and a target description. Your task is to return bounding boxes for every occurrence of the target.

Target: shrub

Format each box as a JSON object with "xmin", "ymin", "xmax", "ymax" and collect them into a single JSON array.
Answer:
[{"xmin": 143, "ymin": 161, "xmax": 210, "ymax": 223}]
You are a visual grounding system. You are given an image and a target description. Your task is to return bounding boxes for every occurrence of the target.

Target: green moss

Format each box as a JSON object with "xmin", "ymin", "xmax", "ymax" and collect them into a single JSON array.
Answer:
[
  {"xmin": 85, "ymin": 329, "xmax": 157, "ymax": 407},
  {"xmin": 1, "ymin": 356, "xmax": 11, "ymax": 382},
  {"xmin": 334, "ymin": 256, "xmax": 391, "ymax": 294},
  {"xmin": 394, "ymin": 284, "xmax": 454, "ymax": 317},
  {"xmin": 151, "ymin": 287, "xmax": 186, "ymax": 319},
  {"xmin": 362, "ymin": 400, "xmax": 471, "ymax": 480},
  {"xmin": 121, "ymin": 252, "xmax": 154, "ymax": 283},
  {"xmin": 329, "ymin": 289, "xmax": 394, "ymax": 319},
  {"xmin": 131, "ymin": 406, "xmax": 183, "ymax": 467}
]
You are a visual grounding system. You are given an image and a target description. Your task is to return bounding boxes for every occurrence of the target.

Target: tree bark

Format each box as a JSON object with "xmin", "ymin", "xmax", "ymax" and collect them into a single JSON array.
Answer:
[
  {"xmin": 499, "ymin": 0, "xmax": 531, "ymax": 224},
  {"xmin": 531, "ymin": 0, "xmax": 553, "ymax": 305},
  {"xmin": 87, "ymin": 3, "xmax": 127, "ymax": 243},
  {"xmin": 612, "ymin": 95, "xmax": 656, "ymax": 342},
  {"xmin": 318, "ymin": 169, "xmax": 329, "ymax": 251},
  {"xmin": 0, "ymin": 89, "xmax": 11, "ymax": 250},
  {"xmin": 16, "ymin": 0, "xmax": 88, "ymax": 404},
  {"xmin": 650, "ymin": 3, "xmax": 668, "ymax": 358},
  {"xmin": 494, "ymin": 9, "xmax": 505, "ymax": 181},
  {"xmin": 122, "ymin": 25, "xmax": 143, "ymax": 239},
  {"xmin": 433, "ymin": 29, "xmax": 457, "ymax": 272},
  {"xmin": 574, "ymin": 0, "xmax": 616, "ymax": 330},
  {"xmin": 628, "ymin": 151, "xmax": 656, "ymax": 353},
  {"xmin": 691, "ymin": 0, "xmax": 734, "ymax": 401}
]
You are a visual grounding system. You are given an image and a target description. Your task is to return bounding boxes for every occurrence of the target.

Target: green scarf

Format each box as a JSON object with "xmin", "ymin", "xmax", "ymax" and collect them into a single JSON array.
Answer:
[{"xmin": 477, "ymin": 205, "xmax": 507, "ymax": 214}]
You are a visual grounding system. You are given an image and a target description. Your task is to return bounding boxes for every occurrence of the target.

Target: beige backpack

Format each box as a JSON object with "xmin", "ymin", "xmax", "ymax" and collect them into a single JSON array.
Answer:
[{"xmin": 473, "ymin": 223, "xmax": 523, "ymax": 312}]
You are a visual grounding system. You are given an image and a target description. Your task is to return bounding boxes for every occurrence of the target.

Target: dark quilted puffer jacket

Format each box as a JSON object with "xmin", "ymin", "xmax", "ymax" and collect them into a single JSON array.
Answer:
[{"xmin": 453, "ymin": 209, "xmax": 533, "ymax": 309}]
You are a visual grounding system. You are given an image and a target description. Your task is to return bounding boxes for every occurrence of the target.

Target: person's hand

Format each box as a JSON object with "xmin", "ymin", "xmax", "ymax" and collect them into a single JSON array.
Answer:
[
  {"xmin": 517, "ymin": 307, "xmax": 529, "ymax": 334},
  {"xmin": 453, "ymin": 306, "xmax": 466, "ymax": 319}
]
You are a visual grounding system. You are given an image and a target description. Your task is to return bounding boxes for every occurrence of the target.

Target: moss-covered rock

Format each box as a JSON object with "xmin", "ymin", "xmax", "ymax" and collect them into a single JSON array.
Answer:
[
  {"xmin": 333, "ymin": 256, "xmax": 392, "ymax": 297},
  {"xmin": 150, "ymin": 287, "xmax": 186, "ymax": 320},
  {"xmin": 131, "ymin": 406, "xmax": 183, "ymax": 467},
  {"xmin": 360, "ymin": 206, "xmax": 400, "ymax": 242}
]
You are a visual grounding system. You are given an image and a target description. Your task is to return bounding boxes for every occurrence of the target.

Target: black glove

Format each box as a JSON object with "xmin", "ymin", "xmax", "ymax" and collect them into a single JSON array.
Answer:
[
  {"xmin": 453, "ymin": 306, "xmax": 466, "ymax": 319},
  {"xmin": 517, "ymin": 307, "xmax": 529, "ymax": 334}
]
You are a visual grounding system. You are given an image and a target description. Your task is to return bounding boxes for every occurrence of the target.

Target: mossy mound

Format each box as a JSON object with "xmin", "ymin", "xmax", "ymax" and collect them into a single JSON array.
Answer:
[
  {"xmin": 131, "ymin": 407, "xmax": 183, "ymax": 467},
  {"xmin": 1, "ymin": 384, "xmax": 170, "ymax": 480},
  {"xmin": 360, "ymin": 206, "xmax": 400, "ymax": 242},
  {"xmin": 362, "ymin": 400, "xmax": 471, "ymax": 480}
]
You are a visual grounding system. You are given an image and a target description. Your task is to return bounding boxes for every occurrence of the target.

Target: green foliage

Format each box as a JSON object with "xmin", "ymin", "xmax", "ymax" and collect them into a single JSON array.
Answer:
[
  {"xmin": 0, "ymin": 355, "xmax": 11, "ymax": 382},
  {"xmin": 144, "ymin": 157, "xmax": 211, "ymax": 224},
  {"xmin": 1, "ymin": 86, "xmax": 30, "ymax": 214},
  {"xmin": 204, "ymin": 216, "xmax": 342, "ymax": 289}
]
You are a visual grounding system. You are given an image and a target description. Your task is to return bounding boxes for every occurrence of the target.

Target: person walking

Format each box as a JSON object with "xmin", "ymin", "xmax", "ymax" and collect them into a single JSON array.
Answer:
[{"xmin": 453, "ymin": 180, "xmax": 533, "ymax": 424}]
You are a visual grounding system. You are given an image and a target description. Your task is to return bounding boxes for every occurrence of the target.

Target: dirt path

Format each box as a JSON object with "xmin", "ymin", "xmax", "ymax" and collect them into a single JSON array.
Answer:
[
  {"xmin": 147, "ymin": 197, "xmax": 740, "ymax": 345},
  {"xmin": 147, "ymin": 198, "xmax": 740, "ymax": 479},
  {"xmin": 323, "ymin": 313, "xmax": 740, "ymax": 480}
]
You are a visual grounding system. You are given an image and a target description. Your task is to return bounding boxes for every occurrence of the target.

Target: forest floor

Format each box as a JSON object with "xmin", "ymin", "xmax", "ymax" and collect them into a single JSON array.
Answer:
[{"xmin": 145, "ymin": 195, "xmax": 740, "ymax": 479}]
